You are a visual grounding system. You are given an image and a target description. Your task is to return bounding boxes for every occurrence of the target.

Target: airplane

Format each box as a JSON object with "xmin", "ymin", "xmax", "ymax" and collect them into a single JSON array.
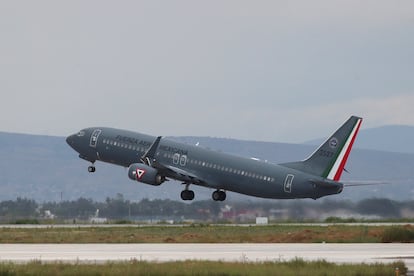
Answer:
[{"xmin": 66, "ymin": 116, "xmax": 362, "ymax": 201}]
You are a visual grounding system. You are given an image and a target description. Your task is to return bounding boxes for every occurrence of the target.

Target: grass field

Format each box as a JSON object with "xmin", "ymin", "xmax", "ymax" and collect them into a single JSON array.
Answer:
[
  {"xmin": 0, "ymin": 259, "xmax": 407, "ymax": 276},
  {"xmin": 0, "ymin": 225, "xmax": 411, "ymax": 275},
  {"xmin": 0, "ymin": 224, "xmax": 413, "ymax": 243}
]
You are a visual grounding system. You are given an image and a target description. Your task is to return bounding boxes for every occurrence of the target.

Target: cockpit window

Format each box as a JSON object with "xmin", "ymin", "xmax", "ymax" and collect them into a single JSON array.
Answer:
[{"xmin": 77, "ymin": 130, "xmax": 85, "ymax": 137}]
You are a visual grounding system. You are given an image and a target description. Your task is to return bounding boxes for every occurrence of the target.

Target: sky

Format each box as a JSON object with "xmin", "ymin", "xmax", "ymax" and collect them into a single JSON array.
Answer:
[{"xmin": 0, "ymin": 1, "xmax": 413, "ymax": 143}]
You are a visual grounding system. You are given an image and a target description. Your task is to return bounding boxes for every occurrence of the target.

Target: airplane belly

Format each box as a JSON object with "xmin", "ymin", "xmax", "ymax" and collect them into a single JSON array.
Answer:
[{"xmin": 224, "ymin": 173, "xmax": 317, "ymax": 200}]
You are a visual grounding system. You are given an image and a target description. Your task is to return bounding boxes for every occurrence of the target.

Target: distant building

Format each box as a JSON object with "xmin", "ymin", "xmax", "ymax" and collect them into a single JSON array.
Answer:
[{"xmin": 89, "ymin": 209, "xmax": 108, "ymax": 224}]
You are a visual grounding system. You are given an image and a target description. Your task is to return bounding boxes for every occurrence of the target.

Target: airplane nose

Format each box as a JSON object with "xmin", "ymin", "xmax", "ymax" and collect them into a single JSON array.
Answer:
[{"xmin": 66, "ymin": 135, "xmax": 75, "ymax": 146}]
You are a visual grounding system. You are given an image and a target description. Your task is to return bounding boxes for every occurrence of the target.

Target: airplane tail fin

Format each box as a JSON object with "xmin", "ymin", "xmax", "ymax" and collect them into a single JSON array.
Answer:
[{"xmin": 281, "ymin": 116, "xmax": 363, "ymax": 181}]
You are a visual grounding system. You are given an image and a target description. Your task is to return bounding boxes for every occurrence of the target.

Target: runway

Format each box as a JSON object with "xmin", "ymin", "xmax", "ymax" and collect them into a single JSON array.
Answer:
[{"xmin": 0, "ymin": 243, "xmax": 412, "ymax": 270}]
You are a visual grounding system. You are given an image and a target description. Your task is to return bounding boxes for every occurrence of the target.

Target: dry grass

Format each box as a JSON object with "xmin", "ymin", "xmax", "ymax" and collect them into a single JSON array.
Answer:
[
  {"xmin": 0, "ymin": 259, "xmax": 407, "ymax": 276},
  {"xmin": 0, "ymin": 224, "xmax": 408, "ymax": 243}
]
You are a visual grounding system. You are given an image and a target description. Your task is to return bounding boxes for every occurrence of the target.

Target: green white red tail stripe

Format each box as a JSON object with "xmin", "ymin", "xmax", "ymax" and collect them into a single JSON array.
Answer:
[{"xmin": 327, "ymin": 117, "xmax": 363, "ymax": 181}]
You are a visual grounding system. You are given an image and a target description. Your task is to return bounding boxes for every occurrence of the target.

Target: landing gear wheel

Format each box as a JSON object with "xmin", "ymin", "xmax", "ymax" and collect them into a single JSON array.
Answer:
[
  {"xmin": 212, "ymin": 190, "xmax": 226, "ymax": 201},
  {"xmin": 180, "ymin": 190, "xmax": 195, "ymax": 201},
  {"xmin": 88, "ymin": 166, "xmax": 96, "ymax": 173}
]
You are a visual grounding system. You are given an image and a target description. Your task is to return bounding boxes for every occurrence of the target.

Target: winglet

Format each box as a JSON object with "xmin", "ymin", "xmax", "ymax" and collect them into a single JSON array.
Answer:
[{"xmin": 141, "ymin": 136, "xmax": 162, "ymax": 166}]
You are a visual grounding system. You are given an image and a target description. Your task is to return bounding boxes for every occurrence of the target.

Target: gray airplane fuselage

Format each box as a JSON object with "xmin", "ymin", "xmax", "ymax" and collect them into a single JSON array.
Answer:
[{"xmin": 66, "ymin": 127, "xmax": 343, "ymax": 200}]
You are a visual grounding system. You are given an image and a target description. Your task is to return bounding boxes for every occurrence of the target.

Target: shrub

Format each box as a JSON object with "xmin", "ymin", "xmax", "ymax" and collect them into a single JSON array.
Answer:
[
  {"xmin": 14, "ymin": 218, "xmax": 39, "ymax": 224},
  {"xmin": 381, "ymin": 226, "xmax": 414, "ymax": 242},
  {"xmin": 324, "ymin": 217, "xmax": 357, "ymax": 223}
]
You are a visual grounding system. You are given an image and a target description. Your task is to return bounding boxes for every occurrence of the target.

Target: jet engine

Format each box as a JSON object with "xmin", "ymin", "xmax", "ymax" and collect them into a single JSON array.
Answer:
[{"xmin": 128, "ymin": 163, "xmax": 165, "ymax": 186}]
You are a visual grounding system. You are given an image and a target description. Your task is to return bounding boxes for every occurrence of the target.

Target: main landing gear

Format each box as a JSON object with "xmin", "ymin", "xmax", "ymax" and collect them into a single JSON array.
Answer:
[
  {"xmin": 180, "ymin": 185, "xmax": 226, "ymax": 202},
  {"xmin": 181, "ymin": 190, "xmax": 195, "ymax": 201},
  {"xmin": 181, "ymin": 183, "xmax": 195, "ymax": 201},
  {"xmin": 212, "ymin": 190, "xmax": 226, "ymax": 201}
]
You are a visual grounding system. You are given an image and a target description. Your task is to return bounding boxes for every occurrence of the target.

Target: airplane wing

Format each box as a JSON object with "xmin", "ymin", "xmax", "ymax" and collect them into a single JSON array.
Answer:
[
  {"xmin": 142, "ymin": 136, "xmax": 218, "ymax": 188},
  {"xmin": 141, "ymin": 136, "xmax": 162, "ymax": 166},
  {"xmin": 162, "ymin": 164, "xmax": 207, "ymax": 184}
]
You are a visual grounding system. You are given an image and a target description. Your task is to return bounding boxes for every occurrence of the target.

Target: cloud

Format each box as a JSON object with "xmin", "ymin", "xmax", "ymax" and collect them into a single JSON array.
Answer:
[
  {"xmin": 0, "ymin": 1, "xmax": 413, "ymax": 142},
  {"xmin": 263, "ymin": 93, "xmax": 414, "ymax": 142},
  {"xmin": 354, "ymin": 94, "xmax": 414, "ymax": 126}
]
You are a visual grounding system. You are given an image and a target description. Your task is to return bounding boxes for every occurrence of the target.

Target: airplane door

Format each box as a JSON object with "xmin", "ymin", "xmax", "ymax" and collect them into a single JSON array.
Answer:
[
  {"xmin": 89, "ymin": 129, "xmax": 101, "ymax": 148},
  {"xmin": 284, "ymin": 174, "xmax": 294, "ymax": 193}
]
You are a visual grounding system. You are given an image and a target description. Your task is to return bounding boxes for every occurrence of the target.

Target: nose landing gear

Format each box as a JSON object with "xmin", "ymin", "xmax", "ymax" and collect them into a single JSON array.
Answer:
[{"xmin": 88, "ymin": 163, "xmax": 96, "ymax": 173}]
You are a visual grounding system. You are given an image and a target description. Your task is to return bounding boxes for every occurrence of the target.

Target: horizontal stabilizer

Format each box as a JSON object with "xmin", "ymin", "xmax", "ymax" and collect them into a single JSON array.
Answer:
[
  {"xmin": 343, "ymin": 180, "xmax": 391, "ymax": 187},
  {"xmin": 309, "ymin": 179, "xmax": 343, "ymax": 189}
]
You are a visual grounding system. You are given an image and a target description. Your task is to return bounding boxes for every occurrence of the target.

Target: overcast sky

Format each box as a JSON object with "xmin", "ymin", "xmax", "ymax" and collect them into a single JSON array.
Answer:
[{"xmin": 1, "ymin": 1, "xmax": 413, "ymax": 143}]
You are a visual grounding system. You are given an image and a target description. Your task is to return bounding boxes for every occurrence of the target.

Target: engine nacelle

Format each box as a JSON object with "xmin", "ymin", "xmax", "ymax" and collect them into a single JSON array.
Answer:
[{"xmin": 128, "ymin": 163, "xmax": 165, "ymax": 186}]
